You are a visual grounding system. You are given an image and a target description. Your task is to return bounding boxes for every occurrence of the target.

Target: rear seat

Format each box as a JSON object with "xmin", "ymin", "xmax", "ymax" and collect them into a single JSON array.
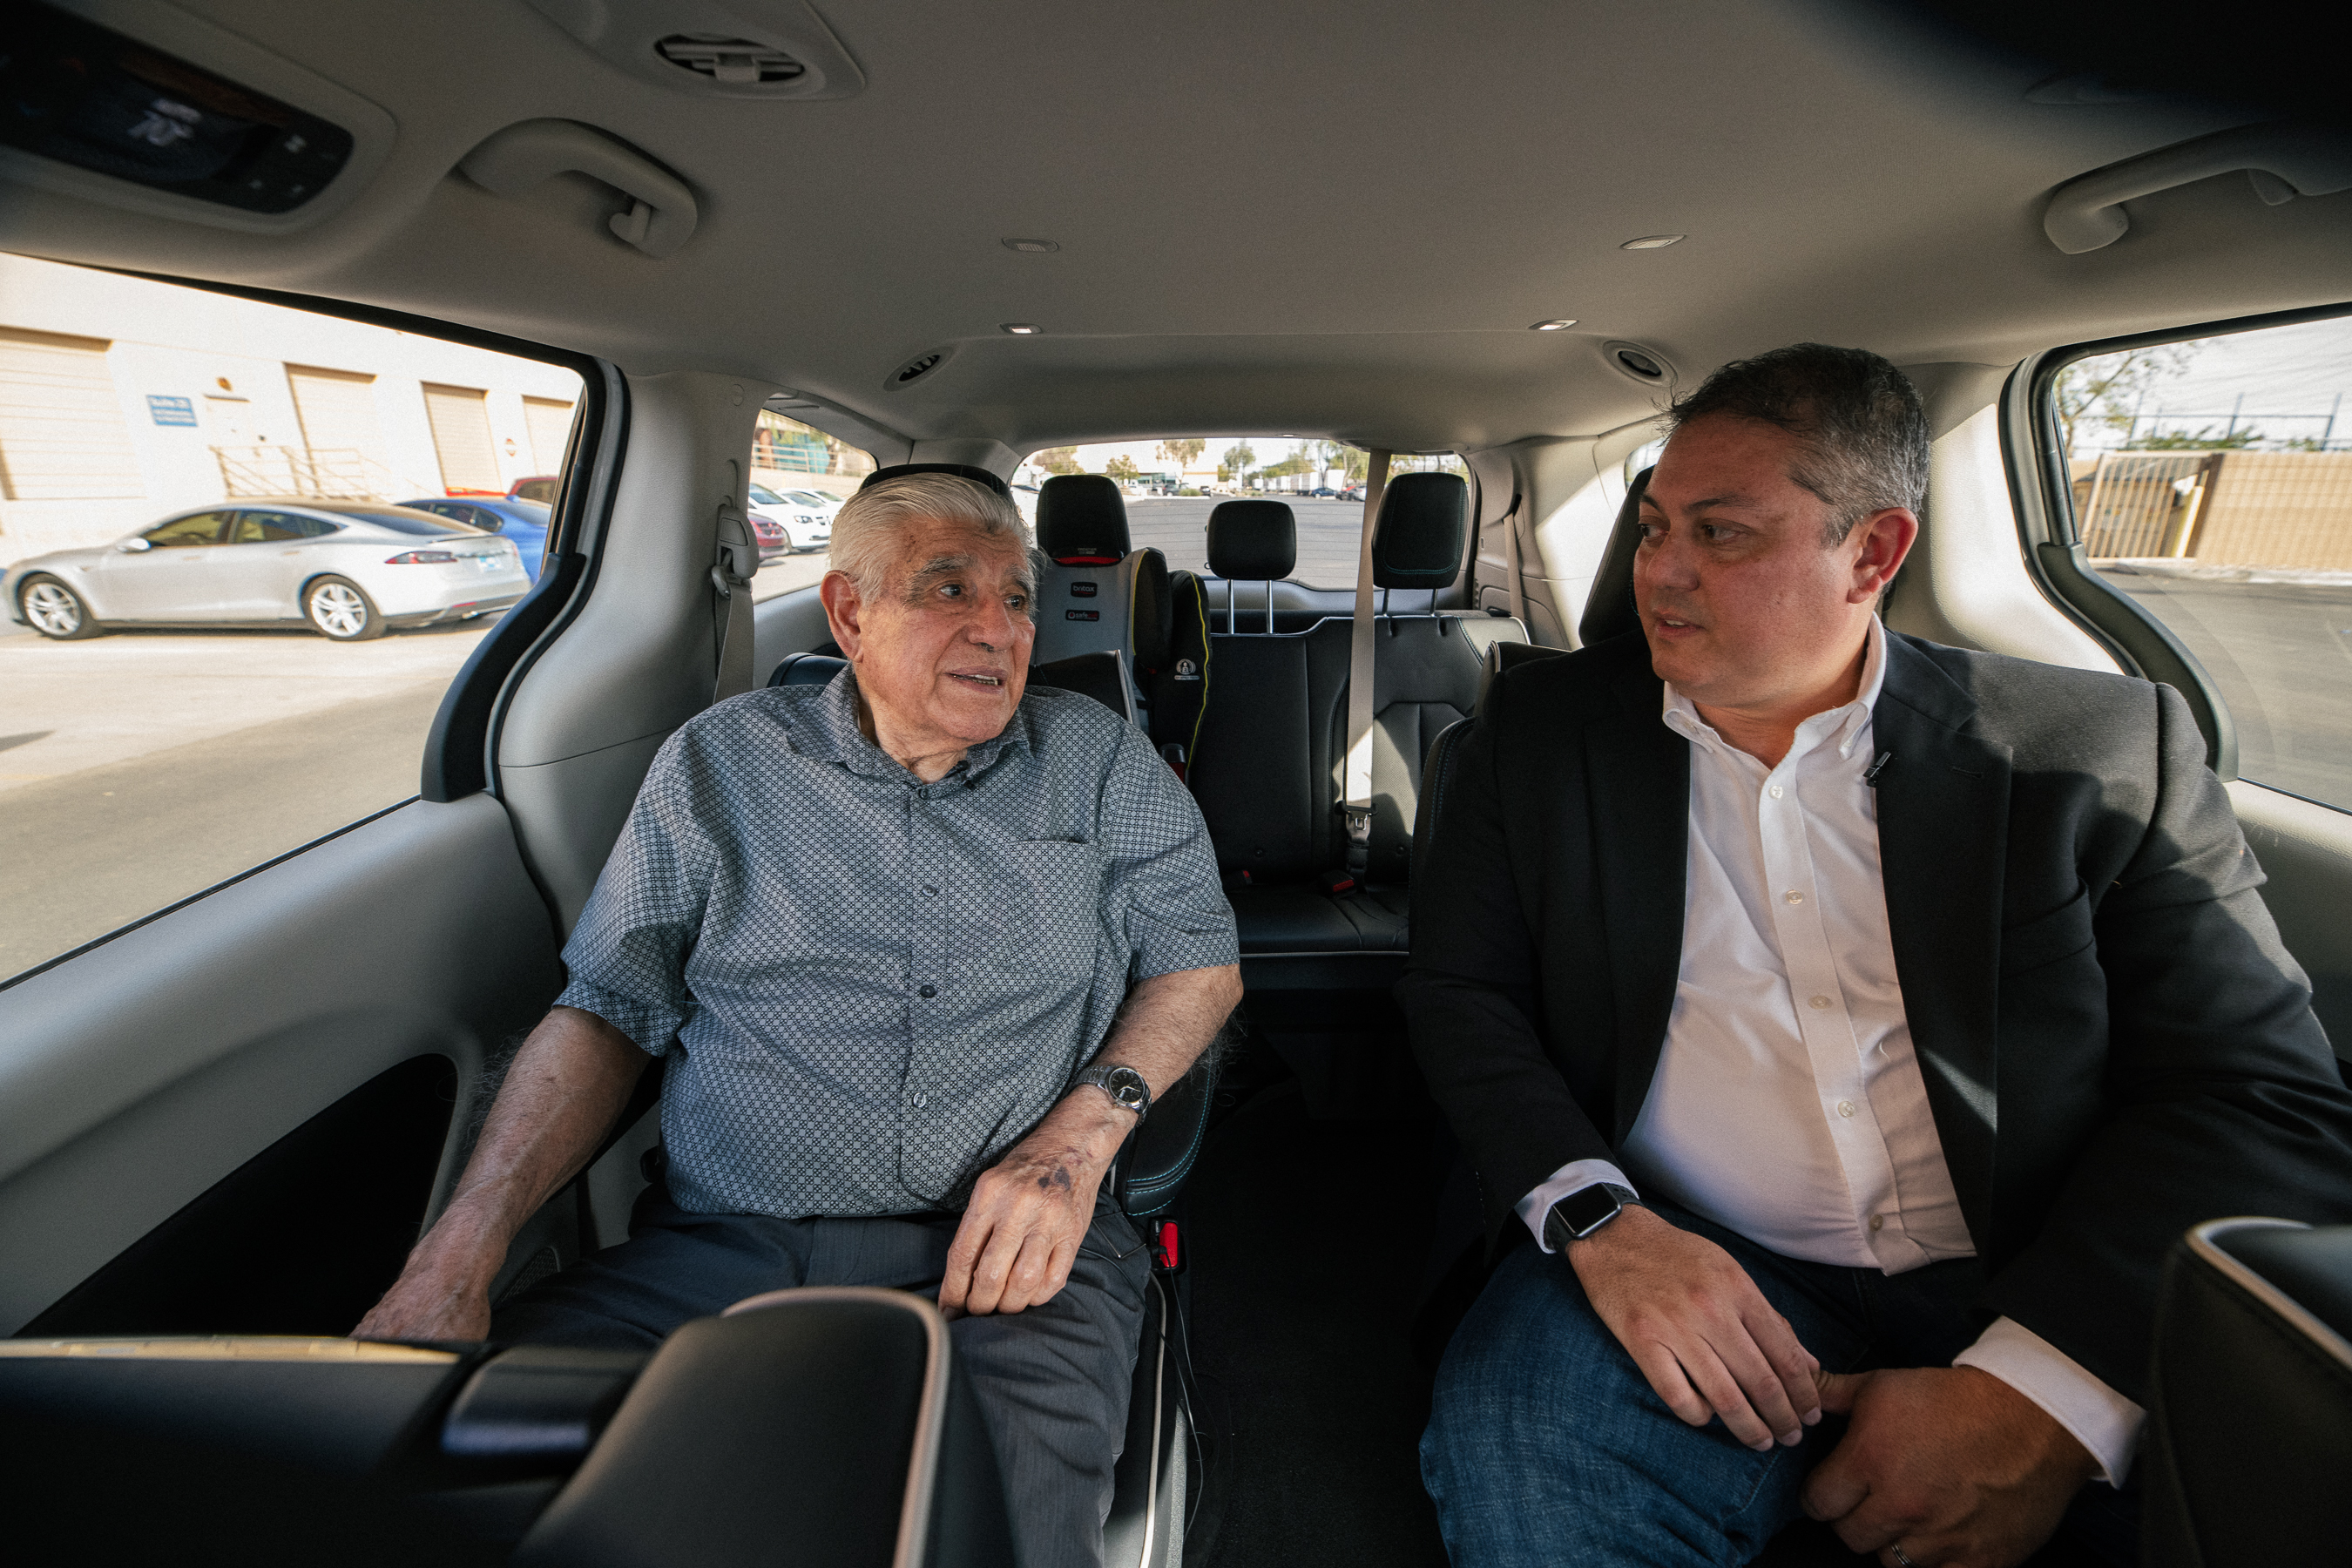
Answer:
[
  {"xmin": 1028, "ymin": 475, "xmax": 1173, "ymax": 727},
  {"xmin": 1186, "ymin": 478, "xmax": 1527, "ymax": 955}
]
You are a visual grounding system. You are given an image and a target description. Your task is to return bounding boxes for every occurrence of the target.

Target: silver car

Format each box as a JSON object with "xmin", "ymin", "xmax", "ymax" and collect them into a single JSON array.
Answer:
[{"xmin": 4, "ymin": 499, "xmax": 531, "ymax": 643}]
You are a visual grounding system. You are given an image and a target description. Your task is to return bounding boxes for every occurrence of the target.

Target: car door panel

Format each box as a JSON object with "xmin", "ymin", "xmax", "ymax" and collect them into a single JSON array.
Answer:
[
  {"xmin": 90, "ymin": 510, "xmax": 233, "ymax": 620},
  {"xmin": 0, "ymin": 794, "xmax": 561, "ymax": 1335},
  {"xmin": 212, "ymin": 510, "xmax": 321, "ymax": 620}
]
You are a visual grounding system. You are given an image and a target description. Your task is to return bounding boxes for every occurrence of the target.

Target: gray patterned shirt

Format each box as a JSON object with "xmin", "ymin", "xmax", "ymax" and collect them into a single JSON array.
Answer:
[{"xmin": 556, "ymin": 671, "xmax": 1238, "ymax": 1219}]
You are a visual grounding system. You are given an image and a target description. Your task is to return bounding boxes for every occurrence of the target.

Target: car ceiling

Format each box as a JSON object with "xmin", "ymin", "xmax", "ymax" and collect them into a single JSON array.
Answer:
[{"xmin": 10, "ymin": 0, "xmax": 2352, "ymax": 456}]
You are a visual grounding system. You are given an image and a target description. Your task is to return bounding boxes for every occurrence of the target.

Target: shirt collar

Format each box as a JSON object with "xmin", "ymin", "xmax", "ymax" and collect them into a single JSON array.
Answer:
[
  {"xmin": 798, "ymin": 666, "xmax": 1031, "ymax": 783},
  {"xmin": 1661, "ymin": 616, "xmax": 1889, "ymax": 764}
]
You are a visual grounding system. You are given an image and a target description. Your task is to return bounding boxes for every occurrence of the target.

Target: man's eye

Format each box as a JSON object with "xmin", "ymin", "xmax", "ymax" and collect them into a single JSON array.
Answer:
[
  {"xmin": 1636, "ymin": 523, "xmax": 1664, "ymax": 543},
  {"xmin": 1007, "ymin": 595, "xmax": 1029, "ymax": 612},
  {"xmin": 938, "ymin": 582, "xmax": 964, "ymax": 598}
]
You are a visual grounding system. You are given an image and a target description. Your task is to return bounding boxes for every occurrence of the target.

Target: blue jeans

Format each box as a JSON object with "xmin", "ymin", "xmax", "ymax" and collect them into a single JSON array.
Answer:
[{"xmin": 1420, "ymin": 1200, "xmax": 2134, "ymax": 1567}]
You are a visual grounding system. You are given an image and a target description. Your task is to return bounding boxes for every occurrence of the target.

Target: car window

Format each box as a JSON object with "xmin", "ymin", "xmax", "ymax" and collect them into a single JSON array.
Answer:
[
  {"xmin": 510, "ymin": 476, "xmax": 558, "ymax": 504},
  {"xmin": 2046, "ymin": 312, "xmax": 2352, "ymax": 811},
  {"xmin": 748, "ymin": 415, "xmax": 871, "ymax": 606},
  {"xmin": 0, "ymin": 253, "xmax": 583, "ymax": 983},
  {"xmin": 227, "ymin": 510, "xmax": 324, "ymax": 543},
  {"xmin": 747, "ymin": 483, "xmax": 786, "ymax": 505},
  {"xmin": 1014, "ymin": 437, "xmax": 1463, "ymax": 589},
  {"xmin": 140, "ymin": 510, "xmax": 231, "ymax": 546}
]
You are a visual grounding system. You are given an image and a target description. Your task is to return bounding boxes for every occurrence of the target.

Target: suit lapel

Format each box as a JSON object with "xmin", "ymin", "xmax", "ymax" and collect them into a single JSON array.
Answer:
[
  {"xmin": 1586, "ymin": 658, "xmax": 1690, "ymax": 1143},
  {"xmin": 1871, "ymin": 636, "xmax": 2011, "ymax": 1254}
]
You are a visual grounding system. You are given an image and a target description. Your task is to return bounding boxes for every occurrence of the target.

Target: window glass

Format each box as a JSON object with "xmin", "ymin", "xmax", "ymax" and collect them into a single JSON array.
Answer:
[
  {"xmin": 2049, "ymin": 314, "xmax": 2352, "ymax": 810},
  {"xmin": 748, "ymin": 412, "xmax": 870, "ymax": 605},
  {"xmin": 142, "ymin": 510, "xmax": 230, "ymax": 546},
  {"xmin": 0, "ymin": 252, "xmax": 585, "ymax": 982},
  {"xmin": 1015, "ymin": 437, "xmax": 1463, "ymax": 589},
  {"xmin": 352, "ymin": 509, "xmax": 483, "ymax": 536}
]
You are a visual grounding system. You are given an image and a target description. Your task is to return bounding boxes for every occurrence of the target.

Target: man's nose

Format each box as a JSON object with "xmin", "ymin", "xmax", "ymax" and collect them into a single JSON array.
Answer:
[
  {"xmin": 968, "ymin": 593, "xmax": 1022, "ymax": 647},
  {"xmin": 1639, "ymin": 531, "xmax": 1702, "ymax": 591}
]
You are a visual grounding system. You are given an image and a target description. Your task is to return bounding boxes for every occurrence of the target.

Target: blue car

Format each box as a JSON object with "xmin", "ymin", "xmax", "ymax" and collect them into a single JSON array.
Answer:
[{"xmin": 394, "ymin": 497, "xmax": 552, "ymax": 582}]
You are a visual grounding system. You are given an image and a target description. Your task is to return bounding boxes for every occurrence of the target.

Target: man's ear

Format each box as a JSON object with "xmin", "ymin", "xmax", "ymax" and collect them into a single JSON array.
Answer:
[
  {"xmin": 819, "ymin": 571, "xmax": 864, "ymax": 660},
  {"xmin": 1847, "ymin": 508, "xmax": 1919, "ymax": 603}
]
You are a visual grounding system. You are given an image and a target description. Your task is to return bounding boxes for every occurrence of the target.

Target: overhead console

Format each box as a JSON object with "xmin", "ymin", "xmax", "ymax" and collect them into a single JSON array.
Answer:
[{"xmin": 0, "ymin": 0, "xmax": 394, "ymax": 234}]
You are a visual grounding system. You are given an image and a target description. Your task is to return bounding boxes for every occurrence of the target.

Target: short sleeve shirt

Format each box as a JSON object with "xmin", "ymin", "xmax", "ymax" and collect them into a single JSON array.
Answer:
[{"xmin": 555, "ymin": 671, "xmax": 1238, "ymax": 1218}]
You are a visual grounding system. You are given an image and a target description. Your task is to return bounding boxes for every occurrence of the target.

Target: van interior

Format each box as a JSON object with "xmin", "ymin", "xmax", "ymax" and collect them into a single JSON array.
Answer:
[{"xmin": 2, "ymin": 3, "xmax": 2349, "ymax": 1565}]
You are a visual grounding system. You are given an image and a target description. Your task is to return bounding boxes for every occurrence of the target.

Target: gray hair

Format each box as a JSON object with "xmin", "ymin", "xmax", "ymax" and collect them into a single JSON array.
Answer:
[
  {"xmin": 1664, "ymin": 343, "xmax": 1930, "ymax": 544},
  {"xmin": 828, "ymin": 473, "xmax": 1036, "ymax": 601}
]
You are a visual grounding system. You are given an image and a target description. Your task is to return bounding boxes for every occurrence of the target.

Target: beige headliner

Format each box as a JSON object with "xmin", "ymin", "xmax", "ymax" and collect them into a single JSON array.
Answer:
[{"xmin": 9, "ymin": 0, "xmax": 2351, "ymax": 456}]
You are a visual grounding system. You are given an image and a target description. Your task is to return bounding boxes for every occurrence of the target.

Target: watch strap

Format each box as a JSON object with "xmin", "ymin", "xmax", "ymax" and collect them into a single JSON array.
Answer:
[{"xmin": 1544, "ymin": 1182, "xmax": 1639, "ymax": 1250}]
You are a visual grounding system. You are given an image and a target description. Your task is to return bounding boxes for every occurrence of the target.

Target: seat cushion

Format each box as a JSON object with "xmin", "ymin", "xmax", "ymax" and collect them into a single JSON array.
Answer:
[{"xmin": 1227, "ymin": 884, "xmax": 1408, "ymax": 954}]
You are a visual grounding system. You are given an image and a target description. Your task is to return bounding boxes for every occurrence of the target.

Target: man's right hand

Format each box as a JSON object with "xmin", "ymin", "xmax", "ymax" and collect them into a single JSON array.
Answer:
[
  {"xmin": 350, "ymin": 1223, "xmax": 501, "ymax": 1342},
  {"xmin": 1566, "ymin": 1203, "xmax": 1823, "ymax": 1451}
]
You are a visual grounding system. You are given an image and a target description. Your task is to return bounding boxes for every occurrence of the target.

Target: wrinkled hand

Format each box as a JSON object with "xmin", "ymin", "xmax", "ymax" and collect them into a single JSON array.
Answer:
[
  {"xmin": 1803, "ymin": 1366, "xmax": 2097, "ymax": 1567},
  {"xmin": 1566, "ymin": 1205, "xmax": 1822, "ymax": 1451},
  {"xmin": 940, "ymin": 1092, "xmax": 1130, "ymax": 1318},
  {"xmin": 350, "ymin": 1219, "xmax": 501, "ymax": 1342}
]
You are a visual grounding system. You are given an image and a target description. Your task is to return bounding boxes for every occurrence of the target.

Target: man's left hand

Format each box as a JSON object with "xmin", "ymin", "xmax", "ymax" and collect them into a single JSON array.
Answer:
[
  {"xmin": 940, "ymin": 1091, "xmax": 1132, "ymax": 1318},
  {"xmin": 1802, "ymin": 1366, "xmax": 2099, "ymax": 1568}
]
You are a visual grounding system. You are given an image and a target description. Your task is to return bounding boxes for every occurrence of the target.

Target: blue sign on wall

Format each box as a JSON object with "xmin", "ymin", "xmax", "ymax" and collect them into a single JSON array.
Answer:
[{"xmin": 146, "ymin": 395, "xmax": 198, "ymax": 427}]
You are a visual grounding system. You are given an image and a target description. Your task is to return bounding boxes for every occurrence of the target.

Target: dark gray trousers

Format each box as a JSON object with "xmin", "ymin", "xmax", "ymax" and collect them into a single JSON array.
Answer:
[{"xmin": 495, "ymin": 1184, "xmax": 1152, "ymax": 1568}]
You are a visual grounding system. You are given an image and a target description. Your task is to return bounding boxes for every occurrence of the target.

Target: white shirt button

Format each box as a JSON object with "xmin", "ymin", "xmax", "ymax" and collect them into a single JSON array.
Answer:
[
  {"xmin": 1784, "ymin": 890, "xmax": 1804, "ymax": 905},
  {"xmin": 1835, "ymin": 1099, "xmax": 1857, "ymax": 1119},
  {"xmin": 1768, "ymin": 785, "xmax": 1784, "ymax": 799},
  {"xmin": 1869, "ymin": 1213, "xmax": 1885, "ymax": 1231},
  {"xmin": 1808, "ymin": 995, "xmax": 1832, "ymax": 1010},
  {"xmin": 913, "ymin": 1092, "xmax": 929, "ymax": 1108}
]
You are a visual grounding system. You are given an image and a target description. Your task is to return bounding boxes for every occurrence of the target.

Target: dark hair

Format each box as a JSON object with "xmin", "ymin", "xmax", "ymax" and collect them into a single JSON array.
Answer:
[{"xmin": 1664, "ymin": 343, "xmax": 1929, "ymax": 544}]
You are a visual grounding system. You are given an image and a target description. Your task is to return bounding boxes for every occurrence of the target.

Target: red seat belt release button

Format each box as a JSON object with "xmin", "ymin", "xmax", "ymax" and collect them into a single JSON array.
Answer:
[{"xmin": 1152, "ymin": 1220, "xmax": 1180, "ymax": 1272}]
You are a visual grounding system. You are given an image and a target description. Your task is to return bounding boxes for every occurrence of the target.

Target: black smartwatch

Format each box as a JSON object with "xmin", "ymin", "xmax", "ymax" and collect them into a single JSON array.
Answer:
[
  {"xmin": 1544, "ymin": 1182, "xmax": 1639, "ymax": 1250},
  {"xmin": 1071, "ymin": 1064, "xmax": 1152, "ymax": 1117}
]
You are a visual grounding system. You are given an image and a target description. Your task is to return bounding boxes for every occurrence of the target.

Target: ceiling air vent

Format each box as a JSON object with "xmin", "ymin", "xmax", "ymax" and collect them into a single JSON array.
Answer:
[
  {"xmin": 1601, "ymin": 340, "xmax": 1676, "ymax": 387},
  {"xmin": 654, "ymin": 35, "xmax": 806, "ymax": 86},
  {"xmin": 885, "ymin": 348, "xmax": 952, "ymax": 391}
]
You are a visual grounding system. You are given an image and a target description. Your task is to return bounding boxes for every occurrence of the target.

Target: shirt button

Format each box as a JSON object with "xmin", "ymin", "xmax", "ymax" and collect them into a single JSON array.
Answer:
[
  {"xmin": 913, "ymin": 1092, "xmax": 929, "ymax": 1108},
  {"xmin": 923, "ymin": 886, "xmax": 939, "ymax": 896},
  {"xmin": 1869, "ymin": 1213, "xmax": 1885, "ymax": 1231},
  {"xmin": 1768, "ymin": 785, "xmax": 1784, "ymax": 799},
  {"xmin": 1784, "ymin": 890, "xmax": 1804, "ymax": 905},
  {"xmin": 1808, "ymin": 995, "xmax": 1832, "ymax": 1010},
  {"xmin": 917, "ymin": 984, "xmax": 936, "ymax": 998},
  {"xmin": 1835, "ymin": 1099, "xmax": 1857, "ymax": 1119}
]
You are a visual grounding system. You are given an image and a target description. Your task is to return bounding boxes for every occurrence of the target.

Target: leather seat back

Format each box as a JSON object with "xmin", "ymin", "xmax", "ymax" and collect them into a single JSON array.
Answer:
[
  {"xmin": 2144, "ymin": 1219, "xmax": 2352, "ymax": 1568},
  {"xmin": 1030, "ymin": 476, "xmax": 1171, "ymax": 720},
  {"xmin": 1578, "ymin": 465, "xmax": 1651, "ymax": 646}
]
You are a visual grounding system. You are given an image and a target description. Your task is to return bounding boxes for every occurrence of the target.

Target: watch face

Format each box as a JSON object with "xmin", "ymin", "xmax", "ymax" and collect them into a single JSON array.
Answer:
[
  {"xmin": 1106, "ymin": 1068, "xmax": 1149, "ymax": 1109},
  {"xmin": 1555, "ymin": 1184, "xmax": 1622, "ymax": 1240}
]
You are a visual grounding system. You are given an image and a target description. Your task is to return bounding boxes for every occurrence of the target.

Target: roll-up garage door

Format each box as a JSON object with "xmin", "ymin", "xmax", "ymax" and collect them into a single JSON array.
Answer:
[
  {"xmin": 0, "ymin": 328, "xmax": 144, "ymax": 501},
  {"xmin": 422, "ymin": 383, "xmax": 501, "ymax": 493},
  {"xmin": 287, "ymin": 366, "xmax": 390, "ymax": 495},
  {"xmin": 522, "ymin": 396, "xmax": 576, "ymax": 473}
]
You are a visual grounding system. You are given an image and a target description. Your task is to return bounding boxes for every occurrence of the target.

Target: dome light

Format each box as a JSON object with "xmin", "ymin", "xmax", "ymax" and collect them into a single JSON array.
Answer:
[
  {"xmin": 1620, "ymin": 235, "xmax": 1685, "ymax": 250},
  {"xmin": 1531, "ymin": 319, "xmax": 1577, "ymax": 330}
]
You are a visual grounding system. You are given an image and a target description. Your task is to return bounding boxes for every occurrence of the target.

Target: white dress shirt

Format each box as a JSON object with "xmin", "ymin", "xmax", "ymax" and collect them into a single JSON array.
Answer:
[{"xmin": 1516, "ymin": 618, "xmax": 2143, "ymax": 1484}]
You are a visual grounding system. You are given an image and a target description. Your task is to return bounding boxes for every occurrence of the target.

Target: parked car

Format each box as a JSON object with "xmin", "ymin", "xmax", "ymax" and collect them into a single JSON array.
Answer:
[
  {"xmin": 507, "ymin": 475, "xmax": 560, "ymax": 504},
  {"xmin": 4, "ymin": 500, "xmax": 529, "ymax": 642},
  {"xmin": 746, "ymin": 482, "xmax": 833, "ymax": 553},
  {"xmin": 1308, "ymin": 486, "xmax": 1338, "ymax": 498},
  {"xmin": 395, "ymin": 496, "xmax": 552, "ymax": 582}
]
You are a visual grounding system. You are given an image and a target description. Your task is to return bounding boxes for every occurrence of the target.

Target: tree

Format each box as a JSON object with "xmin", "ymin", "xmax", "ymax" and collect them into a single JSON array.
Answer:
[
  {"xmin": 1157, "ymin": 438, "xmax": 1206, "ymax": 472},
  {"xmin": 1104, "ymin": 454, "xmax": 1141, "ymax": 481},
  {"xmin": 1221, "ymin": 443, "xmax": 1256, "ymax": 483},
  {"xmin": 2052, "ymin": 343, "xmax": 2201, "ymax": 456},
  {"xmin": 1032, "ymin": 446, "xmax": 1081, "ymax": 476}
]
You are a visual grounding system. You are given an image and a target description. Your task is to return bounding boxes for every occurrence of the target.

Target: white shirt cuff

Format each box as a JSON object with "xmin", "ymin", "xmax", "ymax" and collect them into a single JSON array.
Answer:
[
  {"xmin": 1516, "ymin": 1159, "xmax": 1639, "ymax": 1253},
  {"xmin": 1951, "ymin": 1316, "xmax": 2145, "ymax": 1486}
]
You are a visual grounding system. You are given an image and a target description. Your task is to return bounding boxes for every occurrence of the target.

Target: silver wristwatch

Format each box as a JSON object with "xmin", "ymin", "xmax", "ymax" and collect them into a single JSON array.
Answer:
[{"xmin": 1071, "ymin": 1064, "xmax": 1152, "ymax": 1117}]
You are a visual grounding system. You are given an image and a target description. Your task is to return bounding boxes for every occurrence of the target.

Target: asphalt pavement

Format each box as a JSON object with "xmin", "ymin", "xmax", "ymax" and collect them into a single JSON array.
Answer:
[{"xmin": 1126, "ymin": 496, "xmax": 1369, "ymax": 588}]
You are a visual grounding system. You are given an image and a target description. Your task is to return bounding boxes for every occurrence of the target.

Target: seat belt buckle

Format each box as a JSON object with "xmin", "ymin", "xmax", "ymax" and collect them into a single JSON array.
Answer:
[
  {"xmin": 1341, "ymin": 804, "xmax": 1372, "ymax": 876},
  {"xmin": 1150, "ymin": 1220, "xmax": 1182, "ymax": 1273},
  {"xmin": 1159, "ymin": 741, "xmax": 1186, "ymax": 781},
  {"xmin": 1316, "ymin": 868, "xmax": 1357, "ymax": 896}
]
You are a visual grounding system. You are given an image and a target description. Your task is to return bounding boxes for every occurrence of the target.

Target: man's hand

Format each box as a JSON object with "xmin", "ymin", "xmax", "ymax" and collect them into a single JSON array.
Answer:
[
  {"xmin": 1566, "ymin": 1204, "xmax": 1822, "ymax": 1451},
  {"xmin": 940, "ymin": 1089, "xmax": 1131, "ymax": 1318},
  {"xmin": 1802, "ymin": 1365, "xmax": 2098, "ymax": 1568},
  {"xmin": 351, "ymin": 1214, "xmax": 504, "ymax": 1342}
]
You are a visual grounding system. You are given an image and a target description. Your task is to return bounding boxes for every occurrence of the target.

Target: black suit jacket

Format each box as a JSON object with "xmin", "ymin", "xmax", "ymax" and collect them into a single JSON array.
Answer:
[{"xmin": 1397, "ymin": 629, "xmax": 2352, "ymax": 1402}]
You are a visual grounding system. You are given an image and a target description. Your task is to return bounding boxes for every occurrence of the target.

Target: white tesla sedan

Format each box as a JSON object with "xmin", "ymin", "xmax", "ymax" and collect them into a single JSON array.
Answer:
[
  {"xmin": 4, "ymin": 500, "xmax": 531, "ymax": 642},
  {"xmin": 745, "ymin": 482, "xmax": 835, "ymax": 553}
]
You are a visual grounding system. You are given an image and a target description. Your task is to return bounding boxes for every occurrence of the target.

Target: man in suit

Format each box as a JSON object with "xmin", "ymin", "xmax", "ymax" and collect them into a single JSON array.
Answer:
[{"xmin": 1400, "ymin": 343, "xmax": 2352, "ymax": 1568}]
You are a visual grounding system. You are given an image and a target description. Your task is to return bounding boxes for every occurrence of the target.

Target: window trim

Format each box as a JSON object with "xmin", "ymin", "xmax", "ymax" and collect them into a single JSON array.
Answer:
[{"xmin": 2007, "ymin": 301, "xmax": 2352, "ymax": 779}]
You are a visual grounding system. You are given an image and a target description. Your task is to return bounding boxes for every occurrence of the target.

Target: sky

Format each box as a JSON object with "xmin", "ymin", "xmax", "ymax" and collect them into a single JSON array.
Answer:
[{"xmin": 2077, "ymin": 315, "xmax": 2352, "ymax": 447}]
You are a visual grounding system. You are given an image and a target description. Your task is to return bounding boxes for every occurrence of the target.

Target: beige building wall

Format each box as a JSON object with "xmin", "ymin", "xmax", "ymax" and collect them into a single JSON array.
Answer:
[{"xmin": 2190, "ymin": 451, "xmax": 2352, "ymax": 570}]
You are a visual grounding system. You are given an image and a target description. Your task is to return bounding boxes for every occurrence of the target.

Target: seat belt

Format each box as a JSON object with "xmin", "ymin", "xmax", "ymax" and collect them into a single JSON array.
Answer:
[
  {"xmin": 712, "ymin": 485, "xmax": 759, "ymax": 703},
  {"xmin": 1502, "ymin": 490, "xmax": 1528, "ymax": 627},
  {"xmin": 1342, "ymin": 450, "xmax": 1390, "ymax": 882}
]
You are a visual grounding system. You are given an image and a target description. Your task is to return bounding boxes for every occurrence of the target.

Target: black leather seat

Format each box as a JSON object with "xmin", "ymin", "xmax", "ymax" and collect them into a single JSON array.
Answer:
[
  {"xmin": 1184, "ymin": 481, "xmax": 1520, "ymax": 955},
  {"xmin": 2143, "ymin": 1218, "xmax": 2352, "ymax": 1568}
]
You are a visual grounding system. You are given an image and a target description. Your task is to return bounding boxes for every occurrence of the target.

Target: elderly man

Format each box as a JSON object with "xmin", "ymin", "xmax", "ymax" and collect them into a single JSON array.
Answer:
[
  {"xmin": 355, "ymin": 472, "xmax": 1241, "ymax": 1567},
  {"xmin": 1402, "ymin": 345, "xmax": 2352, "ymax": 1567}
]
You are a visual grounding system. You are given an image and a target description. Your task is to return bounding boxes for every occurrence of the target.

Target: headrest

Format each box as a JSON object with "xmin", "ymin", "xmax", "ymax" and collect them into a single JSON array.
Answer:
[
  {"xmin": 1577, "ymin": 466, "xmax": 1651, "ymax": 646},
  {"xmin": 768, "ymin": 651, "xmax": 849, "ymax": 688},
  {"xmin": 859, "ymin": 463, "xmax": 1012, "ymax": 499},
  {"xmin": 1373, "ymin": 472, "xmax": 1468, "ymax": 590},
  {"xmin": 1035, "ymin": 475, "xmax": 1130, "ymax": 564},
  {"xmin": 1206, "ymin": 499, "xmax": 1296, "ymax": 581}
]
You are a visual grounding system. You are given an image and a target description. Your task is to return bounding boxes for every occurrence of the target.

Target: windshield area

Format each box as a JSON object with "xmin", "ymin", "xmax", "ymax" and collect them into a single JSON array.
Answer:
[{"xmin": 1016, "ymin": 438, "xmax": 1465, "ymax": 589}]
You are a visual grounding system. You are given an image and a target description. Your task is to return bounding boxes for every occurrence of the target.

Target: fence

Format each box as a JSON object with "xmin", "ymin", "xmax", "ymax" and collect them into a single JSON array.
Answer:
[{"xmin": 2071, "ymin": 449, "xmax": 2352, "ymax": 569}]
